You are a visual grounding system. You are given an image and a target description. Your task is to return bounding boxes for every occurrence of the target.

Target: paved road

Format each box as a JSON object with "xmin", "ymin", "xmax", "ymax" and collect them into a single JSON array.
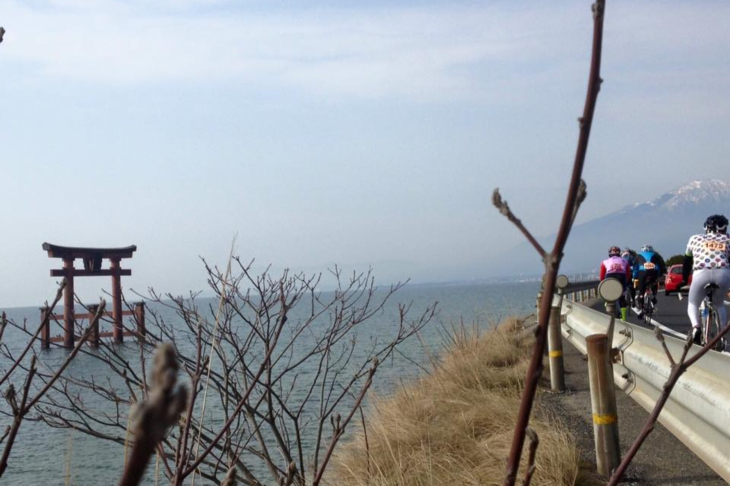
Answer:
[
  {"xmin": 545, "ymin": 340, "xmax": 726, "ymax": 485},
  {"xmin": 589, "ymin": 288, "xmax": 730, "ymax": 340}
]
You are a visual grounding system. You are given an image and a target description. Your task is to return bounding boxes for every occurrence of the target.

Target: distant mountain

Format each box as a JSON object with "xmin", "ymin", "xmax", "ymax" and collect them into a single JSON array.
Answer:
[{"xmin": 499, "ymin": 180, "xmax": 730, "ymax": 277}]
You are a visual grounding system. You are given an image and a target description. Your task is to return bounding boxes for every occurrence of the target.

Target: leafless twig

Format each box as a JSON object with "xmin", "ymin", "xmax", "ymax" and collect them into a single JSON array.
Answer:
[
  {"xmin": 492, "ymin": 190, "xmax": 546, "ymax": 258},
  {"xmin": 0, "ymin": 279, "xmax": 66, "ymax": 387},
  {"xmin": 221, "ymin": 466, "xmax": 237, "ymax": 486},
  {"xmin": 119, "ymin": 344, "xmax": 188, "ymax": 486},
  {"xmin": 0, "ymin": 312, "xmax": 7, "ymax": 343},
  {"xmin": 33, "ymin": 262, "xmax": 432, "ymax": 485},
  {"xmin": 498, "ymin": 2, "xmax": 607, "ymax": 484},
  {"xmin": 521, "ymin": 428, "xmax": 540, "ymax": 486},
  {"xmin": 0, "ymin": 300, "xmax": 105, "ymax": 478},
  {"xmin": 654, "ymin": 326, "xmax": 676, "ymax": 369}
]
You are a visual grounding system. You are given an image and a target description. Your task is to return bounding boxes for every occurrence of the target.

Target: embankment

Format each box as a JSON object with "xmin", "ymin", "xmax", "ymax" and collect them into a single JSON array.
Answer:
[{"xmin": 330, "ymin": 316, "xmax": 584, "ymax": 486}]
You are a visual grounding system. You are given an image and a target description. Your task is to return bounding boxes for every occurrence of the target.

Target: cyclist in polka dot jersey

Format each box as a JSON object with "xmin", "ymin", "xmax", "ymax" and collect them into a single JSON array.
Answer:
[{"xmin": 681, "ymin": 214, "xmax": 730, "ymax": 343}]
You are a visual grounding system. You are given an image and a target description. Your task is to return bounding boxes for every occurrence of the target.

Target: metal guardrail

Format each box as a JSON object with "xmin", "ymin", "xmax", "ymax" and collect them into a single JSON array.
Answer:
[
  {"xmin": 561, "ymin": 279, "xmax": 600, "ymax": 302},
  {"xmin": 559, "ymin": 297, "xmax": 730, "ymax": 481}
]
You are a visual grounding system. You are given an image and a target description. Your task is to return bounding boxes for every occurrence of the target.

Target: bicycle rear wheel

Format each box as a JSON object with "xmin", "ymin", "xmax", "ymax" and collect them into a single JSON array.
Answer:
[
  {"xmin": 644, "ymin": 292, "xmax": 654, "ymax": 323},
  {"xmin": 710, "ymin": 310, "xmax": 725, "ymax": 351}
]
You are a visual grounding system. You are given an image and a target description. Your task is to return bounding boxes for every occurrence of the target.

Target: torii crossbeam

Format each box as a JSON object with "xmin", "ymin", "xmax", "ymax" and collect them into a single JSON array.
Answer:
[{"xmin": 42, "ymin": 243, "xmax": 137, "ymax": 347}]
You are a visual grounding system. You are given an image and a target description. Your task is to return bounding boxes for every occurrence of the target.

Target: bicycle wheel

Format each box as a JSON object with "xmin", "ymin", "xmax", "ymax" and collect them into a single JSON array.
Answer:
[
  {"xmin": 710, "ymin": 310, "xmax": 725, "ymax": 352},
  {"xmin": 644, "ymin": 292, "xmax": 653, "ymax": 323}
]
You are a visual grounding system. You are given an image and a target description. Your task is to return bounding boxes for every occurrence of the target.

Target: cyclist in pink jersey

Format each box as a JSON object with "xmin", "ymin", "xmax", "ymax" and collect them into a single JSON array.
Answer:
[
  {"xmin": 681, "ymin": 214, "xmax": 730, "ymax": 345},
  {"xmin": 600, "ymin": 246, "xmax": 631, "ymax": 320}
]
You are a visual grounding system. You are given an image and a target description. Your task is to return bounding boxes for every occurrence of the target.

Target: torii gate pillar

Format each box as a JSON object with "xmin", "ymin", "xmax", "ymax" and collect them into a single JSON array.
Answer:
[
  {"xmin": 110, "ymin": 258, "xmax": 123, "ymax": 343},
  {"xmin": 43, "ymin": 243, "xmax": 137, "ymax": 348}
]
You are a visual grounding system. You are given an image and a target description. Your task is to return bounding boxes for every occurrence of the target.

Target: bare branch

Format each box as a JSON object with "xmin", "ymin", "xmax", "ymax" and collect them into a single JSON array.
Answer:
[
  {"xmin": 312, "ymin": 357, "xmax": 379, "ymax": 486},
  {"xmin": 221, "ymin": 466, "xmax": 238, "ymax": 486},
  {"xmin": 654, "ymin": 326, "xmax": 676, "ymax": 369},
  {"xmin": 119, "ymin": 344, "xmax": 188, "ymax": 486},
  {"xmin": 569, "ymin": 179, "xmax": 588, "ymax": 226},
  {"xmin": 0, "ymin": 279, "xmax": 66, "ymax": 387},
  {"xmin": 502, "ymin": 2, "xmax": 607, "ymax": 484},
  {"xmin": 28, "ymin": 262, "xmax": 430, "ymax": 486},
  {"xmin": 492, "ymin": 189, "xmax": 546, "ymax": 258},
  {"xmin": 0, "ymin": 312, "xmax": 7, "ymax": 343},
  {"xmin": 0, "ymin": 356, "xmax": 37, "ymax": 478},
  {"xmin": 521, "ymin": 428, "xmax": 539, "ymax": 486}
]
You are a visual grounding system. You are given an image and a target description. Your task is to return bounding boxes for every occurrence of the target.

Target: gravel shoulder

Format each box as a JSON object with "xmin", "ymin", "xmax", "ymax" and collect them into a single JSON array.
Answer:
[{"xmin": 541, "ymin": 333, "xmax": 725, "ymax": 485}]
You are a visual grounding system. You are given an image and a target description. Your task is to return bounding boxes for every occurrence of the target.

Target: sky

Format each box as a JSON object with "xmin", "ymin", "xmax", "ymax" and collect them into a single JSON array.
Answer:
[{"xmin": 2, "ymin": 0, "xmax": 730, "ymax": 307}]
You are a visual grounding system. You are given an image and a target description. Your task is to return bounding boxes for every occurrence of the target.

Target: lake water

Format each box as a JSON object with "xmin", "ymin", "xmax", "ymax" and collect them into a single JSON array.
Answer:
[{"xmin": 0, "ymin": 281, "xmax": 539, "ymax": 485}]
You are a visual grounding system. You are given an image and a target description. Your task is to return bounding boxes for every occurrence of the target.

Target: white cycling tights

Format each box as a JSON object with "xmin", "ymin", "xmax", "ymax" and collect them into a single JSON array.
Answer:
[{"xmin": 687, "ymin": 268, "xmax": 730, "ymax": 329}]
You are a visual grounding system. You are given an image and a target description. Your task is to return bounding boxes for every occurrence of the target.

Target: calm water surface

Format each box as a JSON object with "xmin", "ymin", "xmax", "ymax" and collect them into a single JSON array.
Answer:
[{"xmin": 0, "ymin": 281, "xmax": 538, "ymax": 485}]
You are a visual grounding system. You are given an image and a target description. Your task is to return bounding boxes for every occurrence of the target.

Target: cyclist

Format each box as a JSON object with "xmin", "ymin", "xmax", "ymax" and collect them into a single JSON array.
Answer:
[
  {"xmin": 635, "ymin": 244, "xmax": 666, "ymax": 320},
  {"xmin": 600, "ymin": 246, "xmax": 631, "ymax": 320},
  {"xmin": 681, "ymin": 214, "xmax": 730, "ymax": 345},
  {"xmin": 621, "ymin": 248, "xmax": 637, "ymax": 307}
]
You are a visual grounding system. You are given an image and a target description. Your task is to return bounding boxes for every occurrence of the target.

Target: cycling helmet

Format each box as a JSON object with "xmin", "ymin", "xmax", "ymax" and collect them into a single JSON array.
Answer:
[
  {"xmin": 641, "ymin": 244, "xmax": 654, "ymax": 253},
  {"xmin": 704, "ymin": 214, "xmax": 729, "ymax": 234},
  {"xmin": 608, "ymin": 246, "xmax": 621, "ymax": 257}
]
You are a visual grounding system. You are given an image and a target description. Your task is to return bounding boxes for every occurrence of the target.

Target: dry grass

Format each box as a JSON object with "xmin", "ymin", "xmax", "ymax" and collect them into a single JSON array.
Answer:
[{"xmin": 328, "ymin": 317, "xmax": 580, "ymax": 486}]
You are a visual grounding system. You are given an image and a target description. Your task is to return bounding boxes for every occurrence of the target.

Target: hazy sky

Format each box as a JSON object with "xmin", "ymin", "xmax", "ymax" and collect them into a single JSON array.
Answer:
[{"xmin": 2, "ymin": 0, "xmax": 730, "ymax": 307}]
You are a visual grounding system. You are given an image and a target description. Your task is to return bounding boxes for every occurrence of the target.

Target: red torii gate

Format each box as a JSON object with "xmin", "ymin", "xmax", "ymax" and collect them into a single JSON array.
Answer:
[{"xmin": 42, "ymin": 242, "xmax": 138, "ymax": 348}]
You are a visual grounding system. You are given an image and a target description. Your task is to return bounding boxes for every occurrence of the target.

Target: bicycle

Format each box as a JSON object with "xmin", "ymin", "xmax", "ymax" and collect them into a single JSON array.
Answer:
[
  {"xmin": 642, "ymin": 285, "xmax": 656, "ymax": 324},
  {"xmin": 636, "ymin": 273, "xmax": 659, "ymax": 323},
  {"xmin": 698, "ymin": 283, "xmax": 725, "ymax": 351},
  {"xmin": 678, "ymin": 282, "xmax": 726, "ymax": 351}
]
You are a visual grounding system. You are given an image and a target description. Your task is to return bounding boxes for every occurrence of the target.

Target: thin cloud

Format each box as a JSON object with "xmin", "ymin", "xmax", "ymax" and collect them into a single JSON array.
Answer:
[
  {"xmin": 3, "ymin": 1, "xmax": 730, "ymax": 104},
  {"xmin": 2, "ymin": 1, "xmax": 585, "ymax": 100}
]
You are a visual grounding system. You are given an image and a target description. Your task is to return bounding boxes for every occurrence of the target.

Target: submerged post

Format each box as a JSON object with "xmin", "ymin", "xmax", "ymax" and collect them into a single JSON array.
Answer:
[
  {"xmin": 87, "ymin": 304, "xmax": 100, "ymax": 347},
  {"xmin": 134, "ymin": 302, "xmax": 146, "ymax": 342},
  {"xmin": 40, "ymin": 307, "xmax": 50, "ymax": 350},
  {"xmin": 586, "ymin": 334, "xmax": 621, "ymax": 476}
]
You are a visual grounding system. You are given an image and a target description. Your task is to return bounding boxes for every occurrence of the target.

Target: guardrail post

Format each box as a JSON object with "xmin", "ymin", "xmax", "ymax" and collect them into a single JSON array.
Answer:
[
  {"xmin": 548, "ymin": 301, "xmax": 566, "ymax": 391},
  {"xmin": 586, "ymin": 334, "xmax": 621, "ymax": 477}
]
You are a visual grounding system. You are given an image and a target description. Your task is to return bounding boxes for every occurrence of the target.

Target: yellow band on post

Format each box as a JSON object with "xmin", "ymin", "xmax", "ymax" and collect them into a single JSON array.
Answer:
[
  {"xmin": 549, "ymin": 350, "xmax": 563, "ymax": 358},
  {"xmin": 593, "ymin": 413, "xmax": 617, "ymax": 425}
]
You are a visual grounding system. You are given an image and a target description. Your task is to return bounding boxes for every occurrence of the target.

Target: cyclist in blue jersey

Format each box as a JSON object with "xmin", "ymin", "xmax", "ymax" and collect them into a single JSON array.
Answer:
[{"xmin": 634, "ymin": 244, "xmax": 666, "ymax": 320}]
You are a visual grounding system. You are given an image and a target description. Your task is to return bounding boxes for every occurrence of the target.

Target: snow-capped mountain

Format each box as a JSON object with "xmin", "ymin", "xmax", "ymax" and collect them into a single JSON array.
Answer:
[
  {"xmin": 616, "ymin": 180, "xmax": 730, "ymax": 214},
  {"xmin": 499, "ymin": 180, "xmax": 730, "ymax": 277}
]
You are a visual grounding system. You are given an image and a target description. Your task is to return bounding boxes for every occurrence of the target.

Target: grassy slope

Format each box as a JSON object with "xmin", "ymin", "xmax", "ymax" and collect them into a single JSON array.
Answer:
[{"xmin": 329, "ymin": 317, "xmax": 581, "ymax": 486}]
